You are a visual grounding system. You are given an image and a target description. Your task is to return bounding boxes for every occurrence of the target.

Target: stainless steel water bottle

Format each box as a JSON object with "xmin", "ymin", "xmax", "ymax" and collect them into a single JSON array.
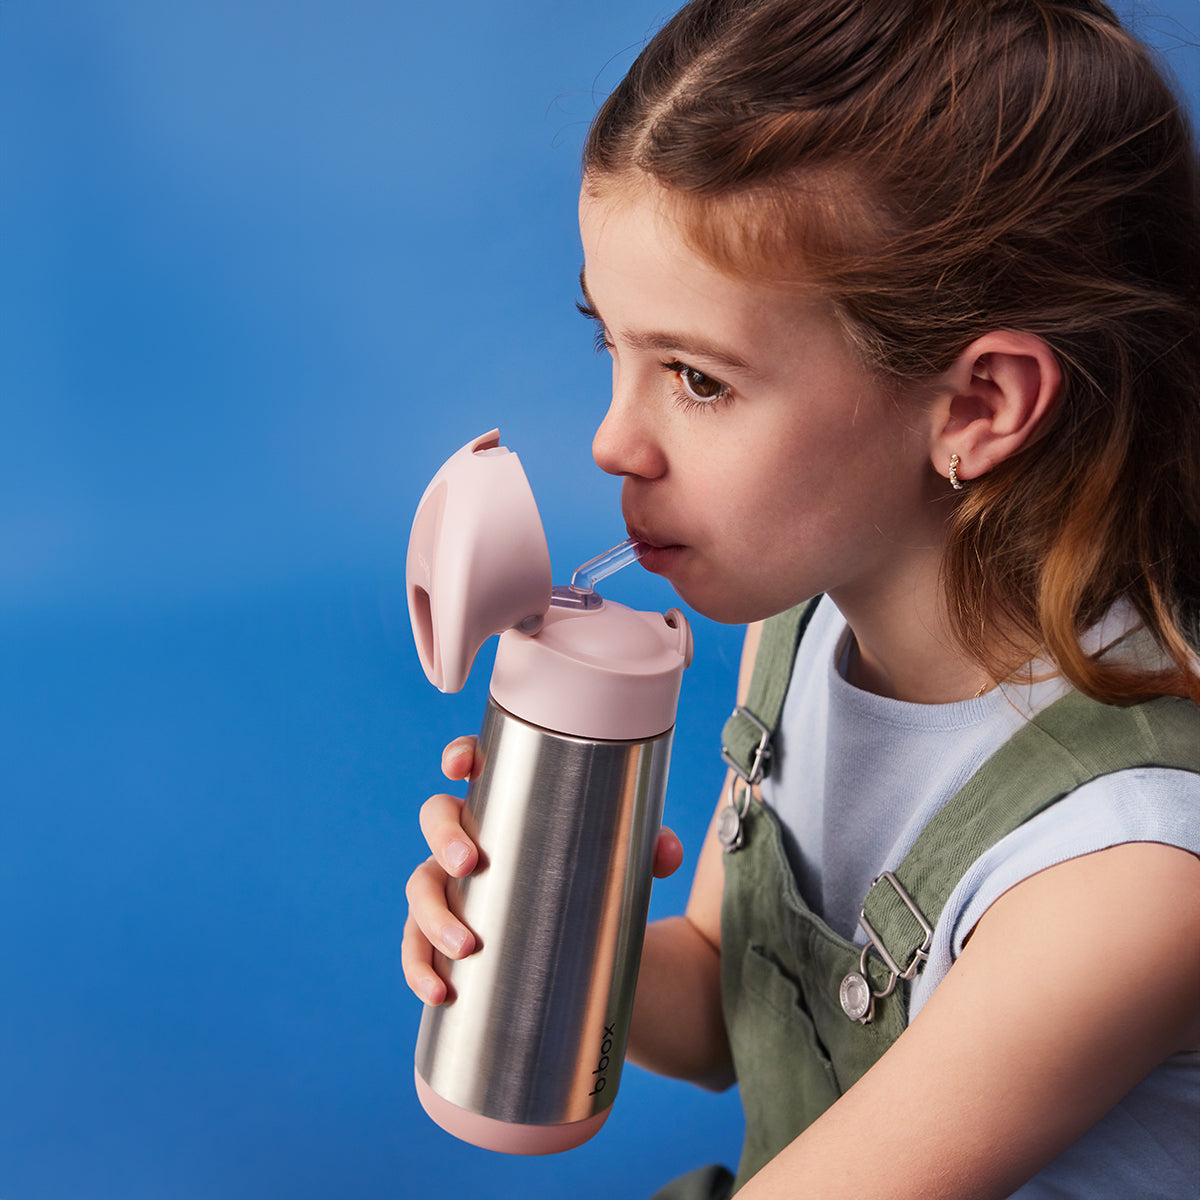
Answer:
[{"xmin": 405, "ymin": 430, "xmax": 692, "ymax": 1155}]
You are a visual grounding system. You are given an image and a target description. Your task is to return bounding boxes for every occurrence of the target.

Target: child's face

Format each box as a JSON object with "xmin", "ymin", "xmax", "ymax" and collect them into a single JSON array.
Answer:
[{"xmin": 580, "ymin": 182, "xmax": 948, "ymax": 625}]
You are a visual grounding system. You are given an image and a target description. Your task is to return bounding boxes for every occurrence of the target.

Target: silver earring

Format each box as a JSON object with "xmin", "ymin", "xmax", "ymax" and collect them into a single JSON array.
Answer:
[{"xmin": 948, "ymin": 453, "xmax": 964, "ymax": 491}]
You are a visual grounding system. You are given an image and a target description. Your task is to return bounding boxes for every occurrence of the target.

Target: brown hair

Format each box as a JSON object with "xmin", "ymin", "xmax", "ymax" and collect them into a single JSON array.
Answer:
[{"xmin": 583, "ymin": 0, "xmax": 1200, "ymax": 703}]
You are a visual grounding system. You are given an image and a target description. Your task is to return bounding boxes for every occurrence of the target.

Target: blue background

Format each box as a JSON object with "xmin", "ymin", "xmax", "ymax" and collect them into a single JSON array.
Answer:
[{"xmin": 1, "ymin": 3, "xmax": 1196, "ymax": 1197}]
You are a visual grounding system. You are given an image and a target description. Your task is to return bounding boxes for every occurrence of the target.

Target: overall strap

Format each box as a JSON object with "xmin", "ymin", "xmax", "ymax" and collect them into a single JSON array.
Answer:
[
  {"xmin": 720, "ymin": 598, "xmax": 821, "ymax": 785},
  {"xmin": 858, "ymin": 691, "xmax": 1200, "ymax": 1001}
]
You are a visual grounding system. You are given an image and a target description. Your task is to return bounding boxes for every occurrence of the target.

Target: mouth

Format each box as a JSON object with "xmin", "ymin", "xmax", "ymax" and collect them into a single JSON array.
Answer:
[
  {"xmin": 626, "ymin": 526, "xmax": 686, "ymax": 573},
  {"xmin": 626, "ymin": 524, "xmax": 681, "ymax": 550}
]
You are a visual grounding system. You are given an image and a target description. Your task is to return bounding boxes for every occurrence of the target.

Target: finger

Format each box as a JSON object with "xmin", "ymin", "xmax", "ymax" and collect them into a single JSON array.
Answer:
[
  {"xmin": 405, "ymin": 856, "xmax": 477, "ymax": 960},
  {"xmin": 419, "ymin": 793, "xmax": 479, "ymax": 877},
  {"xmin": 441, "ymin": 736, "xmax": 480, "ymax": 782},
  {"xmin": 652, "ymin": 825, "xmax": 685, "ymax": 879},
  {"xmin": 401, "ymin": 911, "xmax": 448, "ymax": 1006}
]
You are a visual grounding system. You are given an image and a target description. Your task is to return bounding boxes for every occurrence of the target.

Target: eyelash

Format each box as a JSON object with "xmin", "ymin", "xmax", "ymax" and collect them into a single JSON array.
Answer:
[
  {"xmin": 576, "ymin": 298, "xmax": 731, "ymax": 412},
  {"xmin": 660, "ymin": 360, "xmax": 731, "ymax": 413},
  {"xmin": 576, "ymin": 300, "xmax": 612, "ymax": 355}
]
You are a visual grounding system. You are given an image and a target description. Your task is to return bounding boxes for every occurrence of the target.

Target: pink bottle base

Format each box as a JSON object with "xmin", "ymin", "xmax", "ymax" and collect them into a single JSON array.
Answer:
[{"xmin": 414, "ymin": 1067, "xmax": 611, "ymax": 1155}]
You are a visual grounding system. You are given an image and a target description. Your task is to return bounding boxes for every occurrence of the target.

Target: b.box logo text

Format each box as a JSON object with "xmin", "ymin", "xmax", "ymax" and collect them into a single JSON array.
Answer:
[{"xmin": 587, "ymin": 1024, "xmax": 617, "ymax": 1096}]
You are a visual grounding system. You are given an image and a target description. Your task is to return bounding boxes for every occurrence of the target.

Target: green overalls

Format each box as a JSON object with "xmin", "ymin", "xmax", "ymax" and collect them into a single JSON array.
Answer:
[{"xmin": 653, "ymin": 601, "xmax": 1200, "ymax": 1200}]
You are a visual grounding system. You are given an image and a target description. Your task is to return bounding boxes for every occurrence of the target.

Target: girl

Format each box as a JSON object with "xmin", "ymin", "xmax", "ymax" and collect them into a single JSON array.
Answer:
[{"xmin": 403, "ymin": 2, "xmax": 1200, "ymax": 1196}]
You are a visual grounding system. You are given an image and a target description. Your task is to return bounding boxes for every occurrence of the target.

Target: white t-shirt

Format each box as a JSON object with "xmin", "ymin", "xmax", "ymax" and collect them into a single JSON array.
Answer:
[{"xmin": 759, "ymin": 596, "xmax": 1200, "ymax": 1198}]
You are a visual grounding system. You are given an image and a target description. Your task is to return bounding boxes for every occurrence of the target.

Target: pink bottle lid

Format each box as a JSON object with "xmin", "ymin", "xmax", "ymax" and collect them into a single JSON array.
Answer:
[
  {"xmin": 406, "ymin": 429, "xmax": 692, "ymax": 737},
  {"xmin": 491, "ymin": 600, "xmax": 691, "ymax": 740},
  {"xmin": 407, "ymin": 430, "xmax": 552, "ymax": 693}
]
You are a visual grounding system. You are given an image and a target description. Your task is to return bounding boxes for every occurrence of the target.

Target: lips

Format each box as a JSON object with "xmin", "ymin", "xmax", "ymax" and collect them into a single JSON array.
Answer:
[
  {"xmin": 625, "ymin": 525, "xmax": 683, "ymax": 552},
  {"xmin": 625, "ymin": 525, "xmax": 686, "ymax": 575}
]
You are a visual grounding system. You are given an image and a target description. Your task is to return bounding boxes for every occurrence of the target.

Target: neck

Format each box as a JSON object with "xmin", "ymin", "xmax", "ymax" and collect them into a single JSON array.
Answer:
[{"xmin": 829, "ymin": 564, "xmax": 994, "ymax": 705}]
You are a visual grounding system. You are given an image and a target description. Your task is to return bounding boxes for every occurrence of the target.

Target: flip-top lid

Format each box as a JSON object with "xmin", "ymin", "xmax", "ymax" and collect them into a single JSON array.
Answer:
[{"xmin": 406, "ymin": 430, "xmax": 552, "ymax": 693}]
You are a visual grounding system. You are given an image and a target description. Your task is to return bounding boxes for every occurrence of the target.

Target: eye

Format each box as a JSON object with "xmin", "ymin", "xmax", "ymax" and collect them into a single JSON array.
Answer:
[{"xmin": 662, "ymin": 360, "xmax": 730, "ymax": 407}]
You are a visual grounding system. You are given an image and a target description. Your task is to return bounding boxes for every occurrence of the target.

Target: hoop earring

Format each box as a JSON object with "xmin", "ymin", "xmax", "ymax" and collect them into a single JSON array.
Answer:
[{"xmin": 948, "ymin": 454, "xmax": 964, "ymax": 491}]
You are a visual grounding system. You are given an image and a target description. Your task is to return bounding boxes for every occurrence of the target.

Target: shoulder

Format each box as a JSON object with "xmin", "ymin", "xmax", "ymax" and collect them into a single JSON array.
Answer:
[
  {"xmin": 737, "ymin": 621, "xmax": 763, "ymax": 705},
  {"xmin": 957, "ymin": 840, "xmax": 1200, "ymax": 1054},
  {"xmin": 912, "ymin": 765, "xmax": 1200, "ymax": 1016}
]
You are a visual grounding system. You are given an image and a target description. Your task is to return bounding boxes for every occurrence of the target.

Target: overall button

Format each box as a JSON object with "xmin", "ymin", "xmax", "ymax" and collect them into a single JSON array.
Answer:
[{"xmin": 839, "ymin": 971, "xmax": 873, "ymax": 1023}]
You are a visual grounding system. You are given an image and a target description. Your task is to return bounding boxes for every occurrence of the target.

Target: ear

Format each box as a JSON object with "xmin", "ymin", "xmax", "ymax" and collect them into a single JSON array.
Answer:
[{"xmin": 928, "ymin": 331, "xmax": 1062, "ymax": 485}]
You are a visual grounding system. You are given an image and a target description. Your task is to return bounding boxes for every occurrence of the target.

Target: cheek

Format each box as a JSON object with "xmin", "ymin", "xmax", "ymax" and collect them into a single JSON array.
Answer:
[{"xmin": 676, "ymin": 447, "xmax": 750, "ymax": 529}]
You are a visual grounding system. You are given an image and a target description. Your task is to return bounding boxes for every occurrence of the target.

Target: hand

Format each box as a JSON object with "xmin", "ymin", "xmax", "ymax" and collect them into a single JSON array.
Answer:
[
  {"xmin": 401, "ymin": 735, "xmax": 686, "ymax": 1006},
  {"xmin": 402, "ymin": 736, "xmax": 481, "ymax": 1006}
]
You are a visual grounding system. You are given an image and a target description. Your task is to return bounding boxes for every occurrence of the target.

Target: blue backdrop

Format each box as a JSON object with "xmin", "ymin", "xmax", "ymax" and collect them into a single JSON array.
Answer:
[{"xmin": 2, "ymin": 3, "xmax": 1196, "ymax": 1197}]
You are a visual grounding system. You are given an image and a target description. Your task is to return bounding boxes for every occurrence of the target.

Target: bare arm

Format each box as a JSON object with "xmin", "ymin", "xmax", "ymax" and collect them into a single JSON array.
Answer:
[
  {"xmin": 737, "ymin": 839, "xmax": 1200, "ymax": 1199},
  {"xmin": 624, "ymin": 622, "xmax": 764, "ymax": 1089},
  {"xmin": 624, "ymin": 796, "xmax": 733, "ymax": 1089}
]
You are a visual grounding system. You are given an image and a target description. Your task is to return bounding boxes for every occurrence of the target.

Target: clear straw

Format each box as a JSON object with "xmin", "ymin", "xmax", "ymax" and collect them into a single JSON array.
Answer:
[{"xmin": 570, "ymin": 536, "xmax": 647, "ymax": 592}]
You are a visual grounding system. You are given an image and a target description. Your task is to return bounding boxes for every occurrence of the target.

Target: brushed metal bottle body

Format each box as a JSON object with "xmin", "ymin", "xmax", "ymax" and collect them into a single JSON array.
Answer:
[{"xmin": 415, "ymin": 697, "xmax": 672, "ymax": 1129}]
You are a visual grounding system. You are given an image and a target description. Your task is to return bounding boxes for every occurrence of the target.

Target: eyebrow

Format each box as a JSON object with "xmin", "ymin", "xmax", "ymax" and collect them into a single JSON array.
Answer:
[{"xmin": 578, "ymin": 267, "xmax": 756, "ymax": 375}]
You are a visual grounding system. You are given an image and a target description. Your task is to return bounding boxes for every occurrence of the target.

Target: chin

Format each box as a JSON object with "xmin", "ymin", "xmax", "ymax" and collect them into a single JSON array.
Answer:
[
  {"xmin": 673, "ymin": 576, "xmax": 815, "ymax": 627},
  {"xmin": 669, "ymin": 581, "xmax": 770, "ymax": 626}
]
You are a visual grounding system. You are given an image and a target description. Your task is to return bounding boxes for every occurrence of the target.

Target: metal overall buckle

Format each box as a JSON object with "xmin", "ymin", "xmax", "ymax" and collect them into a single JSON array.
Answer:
[
  {"xmin": 839, "ymin": 871, "xmax": 933, "ymax": 1024},
  {"xmin": 717, "ymin": 706, "xmax": 772, "ymax": 853}
]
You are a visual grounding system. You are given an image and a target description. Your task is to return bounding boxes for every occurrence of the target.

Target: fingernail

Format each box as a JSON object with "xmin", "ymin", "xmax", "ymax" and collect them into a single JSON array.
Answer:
[
  {"xmin": 443, "ymin": 740, "xmax": 470, "ymax": 773},
  {"xmin": 442, "ymin": 926, "xmax": 469, "ymax": 956},
  {"xmin": 446, "ymin": 841, "xmax": 471, "ymax": 873}
]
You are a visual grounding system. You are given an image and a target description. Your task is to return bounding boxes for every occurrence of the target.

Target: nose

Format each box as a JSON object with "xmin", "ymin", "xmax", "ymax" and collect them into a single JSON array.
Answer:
[{"xmin": 592, "ymin": 390, "xmax": 667, "ymax": 480}]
